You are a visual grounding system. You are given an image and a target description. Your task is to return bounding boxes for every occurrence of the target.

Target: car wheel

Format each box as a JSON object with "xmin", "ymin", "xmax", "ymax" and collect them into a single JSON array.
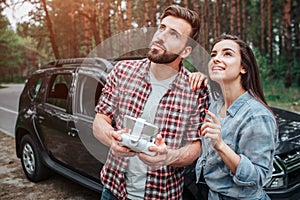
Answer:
[{"xmin": 20, "ymin": 134, "xmax": 51, "ymax": 182}]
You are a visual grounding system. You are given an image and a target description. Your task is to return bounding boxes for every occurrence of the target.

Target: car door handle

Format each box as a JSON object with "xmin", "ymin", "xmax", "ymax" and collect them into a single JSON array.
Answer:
[{"xmin": 68, "ymin": 128, "xmax": 78, "ymax": 137}]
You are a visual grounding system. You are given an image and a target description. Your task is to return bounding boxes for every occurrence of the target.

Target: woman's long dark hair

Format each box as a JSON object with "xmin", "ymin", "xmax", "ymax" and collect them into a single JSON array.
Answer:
[{"xmin": 210, "ymin": 34, "xmax": 268, "ymax": 106}]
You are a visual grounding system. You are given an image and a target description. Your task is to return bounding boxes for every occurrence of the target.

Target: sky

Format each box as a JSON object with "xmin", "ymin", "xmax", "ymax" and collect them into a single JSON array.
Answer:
[{"xmin": 2, "ymin": 0, "xmax": 34, "ymax": 31}]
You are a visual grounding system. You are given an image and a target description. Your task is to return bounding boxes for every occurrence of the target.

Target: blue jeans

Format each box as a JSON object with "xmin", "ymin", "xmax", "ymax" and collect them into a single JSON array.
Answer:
[{"xmin": 101, "ymin": 188, "xmax": 118, "ymax": 200}]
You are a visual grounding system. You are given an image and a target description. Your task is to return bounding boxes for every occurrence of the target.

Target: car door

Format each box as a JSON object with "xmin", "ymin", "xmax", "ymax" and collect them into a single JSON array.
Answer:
[
  {"xmin": 67, "ymin": 68, "xmax": 109, "ymax": 180},
  {"xmin": 36, "ymin": 70, "xmax": 74, "ymax": 166}
]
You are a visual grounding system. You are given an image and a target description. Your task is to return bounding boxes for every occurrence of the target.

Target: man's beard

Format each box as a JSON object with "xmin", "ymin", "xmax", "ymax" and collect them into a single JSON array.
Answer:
[{"xmin": 147, "ymin": 46, "xmax": 179, "ymax": 64}]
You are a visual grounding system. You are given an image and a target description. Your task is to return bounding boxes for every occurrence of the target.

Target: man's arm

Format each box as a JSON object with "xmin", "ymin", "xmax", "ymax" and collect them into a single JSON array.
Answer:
[
  {"xmin": 167, "ymin": 140, "xmax": 201, "ymax": 167},
  {"xmin": 93, "ymin": 113, "xmax": 114, "ymax": 147},
  {"xmin": 139, "ymin": 135, "xmax": 201, "ymax": 169}
]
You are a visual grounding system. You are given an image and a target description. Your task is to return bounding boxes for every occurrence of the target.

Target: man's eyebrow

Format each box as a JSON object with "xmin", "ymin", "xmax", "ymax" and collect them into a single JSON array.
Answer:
[
  {"xmin": 171, "ymin": 28, "xmax": 182, "ymax": 36},
  {"xmin": 160, "ymin": 23, "xmax": 182, "ymax": 36}
]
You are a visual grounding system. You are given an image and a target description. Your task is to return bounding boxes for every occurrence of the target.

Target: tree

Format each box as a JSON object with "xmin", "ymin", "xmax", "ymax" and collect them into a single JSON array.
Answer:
[
  {"xmin": 40, "ymin": 0, "xmax": 60, "ymax": 59},
  {"xmin": 267, "ymin": 0, "xmax": 272, "ymax": 62},
  {"xmin": 260, "ymin": 0, "xmax": 266, "ymax": 56},
  {"xmin": 2, "ymin": 0, "xmax": 299, "ymax": 90},
  {"xmin": 283, "ymin": 0, "xmax": 292, "ymax": 88},
  {"xmin": 230, "ymin": 0, "xmax": 236, "ymax": 34},
  {"xmin": 291, "ymin": 0, "xmax": 300, "ymax": 86},
  {"xmin": 0, "ymin": 10, "xmax": 22, "ymax": 82},
  {"xmin": 236, "ymin": 0, "xmax": 241, "ymax": 36}
]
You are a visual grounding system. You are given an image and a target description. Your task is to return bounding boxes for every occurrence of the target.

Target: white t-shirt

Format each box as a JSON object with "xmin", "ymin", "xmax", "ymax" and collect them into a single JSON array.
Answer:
[{"xmin": 125, "ymin": 71, "xmax": 177, "ymax": 199}]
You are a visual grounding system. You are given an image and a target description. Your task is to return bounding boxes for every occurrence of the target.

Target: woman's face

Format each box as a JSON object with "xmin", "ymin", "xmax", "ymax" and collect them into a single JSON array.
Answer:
[{"xmin": 208, "ymin": 39, "xmax": 246, "ymax": 85}]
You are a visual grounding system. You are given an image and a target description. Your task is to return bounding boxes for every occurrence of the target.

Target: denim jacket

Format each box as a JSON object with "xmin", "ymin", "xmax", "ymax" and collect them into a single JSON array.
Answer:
[{"xmin": 195, "ymin": 92, "xmax": 278, "ymax": 199}]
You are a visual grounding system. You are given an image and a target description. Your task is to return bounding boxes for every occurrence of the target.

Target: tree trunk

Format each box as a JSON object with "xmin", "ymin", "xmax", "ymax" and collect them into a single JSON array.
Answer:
[
  {"xmin": 230, "ymin": 0, "xmax": 236, "ymax": 35},
  {"xmin": 41, "ymin": 0, "xmax": 60, "ymax": 59},
  {"xmin": 144, "ymin": 0, "xmax": 150, "ymax": 27},
  {"xmin": 213, "ymin": 1, "xmax": 217, "ymax": 39},
  {"xmin": 267, "ymin": 0, "xmax": 273, "ymax": 62},
  {"xmin": 192, "ymin": 0, "xmax": 200, "ymax": 12},
  {"xmin": 71, "ymin": 5, "xmax": 79, "ymax": 58},
  {"xmin": 99, "ymin": 1, "xmax": 112, "ymax": 57},
  {"xmin": 116, "ymin": 0, "xmax": 124, "ymax": 33},
  {"xmin": 260, "ymin": 0, "xmax": 266, "ymax": 56},
  {"xmin": 291, "ymin": 0, "xmax": 300, "ymax": 86},
  {"xmin": 182, "ymin": 0, "xmax": 189, "ymax": 7},
  {"xmin": 91, "ymin": 7, "xmax": 101, "ymax": 46},
  {"xmin": 216, "ymin": 0, "xmax": 221, "ymax": 37},
  {"xmin": 126, "ymin": 0, "xmax": 133, "ymax": 30},
  {"xmin": 102, "ymin": 1, "xmax": 111, "ymax": 40},
  {"xmin": 283, "ymin": 0, "xmax": 292, "ymax": 88},
  {"xmin": 151, "ymin": 0, "xmax": 158, "ymax": 26},
  {"xmin": 224, "ymin": 1, "xmax": 229, "ymax": 33},
  {"xmin": 204, "ymin": 0, "xmax": 209, "ymax": 50},
  {"xmin": 199, "ymin": 2, "xmax": 205, "ymax": 46},
  {"xmin": 236, "ymin": 0, "xmax": 241, "ymax": 36},
  {"xmin": 241, "ymin": 0, "xmax": 246, "ymax": 40}
]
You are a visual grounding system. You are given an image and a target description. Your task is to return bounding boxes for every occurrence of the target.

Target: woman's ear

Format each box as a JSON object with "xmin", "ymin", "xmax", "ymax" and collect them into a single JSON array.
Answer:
[
  {"xmin": 180, "ymin": 46, "xmax": 192, "ymax": 58},
  {"xmin": 241, "ymin": 66, "xmax": 247, "ymax": 74}
]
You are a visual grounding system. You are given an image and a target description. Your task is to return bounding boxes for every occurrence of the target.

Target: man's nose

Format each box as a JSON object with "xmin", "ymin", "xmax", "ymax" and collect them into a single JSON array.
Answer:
[{"xmin": 156, "ymin": 29, "xmax": 168, "ymax": 41}]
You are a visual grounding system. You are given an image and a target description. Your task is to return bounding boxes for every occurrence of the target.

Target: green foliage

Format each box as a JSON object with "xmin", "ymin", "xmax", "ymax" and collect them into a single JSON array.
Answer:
[
  {"xmin": 1, "ymin": 0, "xmax": 299, "ymax": 112},
  {"xmin": 253, "ymin": 48, "xmax": 270, "ymax": 80},
  {"xmin": 0, "ymin": 11, "xmax": 24, "ymax": 83},
  {"xmin": 263, "ymin": 80, "xmax": 300, "ymax": 112}
]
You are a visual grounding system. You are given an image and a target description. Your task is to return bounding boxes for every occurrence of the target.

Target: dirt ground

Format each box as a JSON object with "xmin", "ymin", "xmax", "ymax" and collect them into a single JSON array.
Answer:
[{"xmin": 0, "ymin": 131, "xmax": 100, "ymax": 200}]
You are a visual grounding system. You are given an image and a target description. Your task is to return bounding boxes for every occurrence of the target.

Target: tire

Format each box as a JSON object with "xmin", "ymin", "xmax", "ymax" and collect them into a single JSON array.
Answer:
[{"xmin": 20, "ymin": 134, "xmax": 52, "ymax": 182}]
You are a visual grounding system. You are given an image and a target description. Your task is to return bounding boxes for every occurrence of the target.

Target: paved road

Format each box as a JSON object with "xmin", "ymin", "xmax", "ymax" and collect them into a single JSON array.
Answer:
[
  {"xmin": 0, "ymin": 84, "xmax": 24, "ymax": 137},
  {"xmin": 0, "ymin": 83, "xmax": 100, "ymax": 199}
]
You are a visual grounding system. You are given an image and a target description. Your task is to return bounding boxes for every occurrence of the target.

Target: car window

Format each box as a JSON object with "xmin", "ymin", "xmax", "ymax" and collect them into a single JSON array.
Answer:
[
  {"xmin": 27, "ymin": 75, "xmax": 44, "ymax": 99},
  {"xmin": 74, "ymin": 74, "xmax": 103, "ymax": 117},
  {"xmin": 45, "ymin": 73, "xmax": 72, "ymax": 109}
]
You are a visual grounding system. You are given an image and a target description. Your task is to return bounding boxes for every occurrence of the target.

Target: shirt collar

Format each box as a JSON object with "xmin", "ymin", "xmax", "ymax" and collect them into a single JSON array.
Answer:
[
  {"xmin": 172, "ymin": 61, "xmax": 190, "ymax": 90},
  {"xmin": 227, "ymin": 91, "xmax": 252, "ymax": 117},
  {"xmin": 139, "ymin": 59, "xmax": 189, "ymax": 90}
]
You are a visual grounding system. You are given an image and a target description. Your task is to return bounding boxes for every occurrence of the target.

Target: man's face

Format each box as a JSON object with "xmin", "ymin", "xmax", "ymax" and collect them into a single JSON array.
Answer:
[{"xmin": 147, "ymin": 16, "xmax": 192, "ymax": 64}]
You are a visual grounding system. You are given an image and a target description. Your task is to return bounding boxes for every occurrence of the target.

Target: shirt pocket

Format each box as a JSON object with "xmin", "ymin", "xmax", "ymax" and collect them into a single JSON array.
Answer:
[
  {"xmin": 117, "ymin": 88, "xmax": 142, "ymax": 118},
  {"xmin": 171, "ymin": 106, "xmax": 190, "ymax": 130}
]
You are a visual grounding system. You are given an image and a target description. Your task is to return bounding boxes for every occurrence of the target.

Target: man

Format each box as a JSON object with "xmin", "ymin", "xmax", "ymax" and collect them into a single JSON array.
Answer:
[{"xmin": 93, "ymin": 5, "xmax": 209, "ymax": 200}]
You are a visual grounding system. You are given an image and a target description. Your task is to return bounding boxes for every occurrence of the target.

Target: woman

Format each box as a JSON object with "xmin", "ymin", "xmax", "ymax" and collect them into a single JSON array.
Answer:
[{"xmin": 189, "ymin": 34, "xmax": 278, "ymax": 199}]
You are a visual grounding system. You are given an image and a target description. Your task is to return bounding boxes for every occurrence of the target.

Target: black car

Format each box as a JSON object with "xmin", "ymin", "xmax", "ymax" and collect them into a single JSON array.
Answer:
[{"xmin": 15, "ymin": 58, "xmax": 300, "ymax": 199}]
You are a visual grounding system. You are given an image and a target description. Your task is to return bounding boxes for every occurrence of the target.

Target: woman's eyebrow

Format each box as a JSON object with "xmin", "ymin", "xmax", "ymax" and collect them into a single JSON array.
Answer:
[{"xmin": 222, "ymin": 48, "xmax": 236, "ymax": 53}]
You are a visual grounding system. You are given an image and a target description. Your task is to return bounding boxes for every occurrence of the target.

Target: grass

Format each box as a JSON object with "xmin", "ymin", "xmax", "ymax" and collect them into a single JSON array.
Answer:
[{"xmin": 263, "ymin": 81, "xmax": 300, "ymax": 113}]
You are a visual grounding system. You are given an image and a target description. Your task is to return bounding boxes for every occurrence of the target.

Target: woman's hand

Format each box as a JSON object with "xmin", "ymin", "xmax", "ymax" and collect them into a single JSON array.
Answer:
[
  {"xmin": 201, "ymin": 110, "xmax": 224, "ymax": 150},
  {"xmin": 189, "ymin": 72, "xmax": 207, "ymax": 91}
]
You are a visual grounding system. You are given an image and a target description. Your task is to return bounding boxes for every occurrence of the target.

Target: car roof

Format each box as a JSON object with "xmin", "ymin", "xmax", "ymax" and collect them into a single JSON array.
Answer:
[{"xmin": 41, "ymin": 58, "xmax": 113, "ymax": 73}]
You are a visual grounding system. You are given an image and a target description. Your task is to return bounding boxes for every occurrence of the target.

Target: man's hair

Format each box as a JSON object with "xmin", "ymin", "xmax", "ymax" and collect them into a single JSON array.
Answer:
[{"xmin": 160, "ymin": 5, "xmax": 200, "ymax": 45}]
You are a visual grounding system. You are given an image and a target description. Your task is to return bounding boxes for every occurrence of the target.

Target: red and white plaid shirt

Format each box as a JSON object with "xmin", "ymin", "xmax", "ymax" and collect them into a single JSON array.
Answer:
[{"xmin": 96, "ymin": 58, "xmax": 209, "ymax": 200}]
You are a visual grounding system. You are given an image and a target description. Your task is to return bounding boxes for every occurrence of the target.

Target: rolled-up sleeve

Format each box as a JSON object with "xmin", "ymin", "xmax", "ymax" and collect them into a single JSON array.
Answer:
[
  {"xmin": 233, "ymin": 114, "xmax": 277, "ymax": 188},
  {"xmin": 95, "ymin": 63, "xmax": 120, "ymax": 118}
]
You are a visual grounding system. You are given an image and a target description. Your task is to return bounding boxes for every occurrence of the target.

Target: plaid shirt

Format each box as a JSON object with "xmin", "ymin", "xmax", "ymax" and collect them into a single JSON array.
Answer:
[{"xmin": 96, "ymin": 58, "xmax": 209, "ymax": 200}]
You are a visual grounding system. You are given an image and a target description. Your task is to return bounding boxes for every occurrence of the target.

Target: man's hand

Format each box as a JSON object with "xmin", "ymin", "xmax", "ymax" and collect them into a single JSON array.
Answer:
[
  {"xmin": 139, "ymin": 133, "xmax": 201, "ymax": 169},
  {"xmin": 138, "ymin": 134, "xmax": 175, "ymax": 169},
  {"xmin": 110, "ymin": 129, "xmax": 137, "ymax": 158}
]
